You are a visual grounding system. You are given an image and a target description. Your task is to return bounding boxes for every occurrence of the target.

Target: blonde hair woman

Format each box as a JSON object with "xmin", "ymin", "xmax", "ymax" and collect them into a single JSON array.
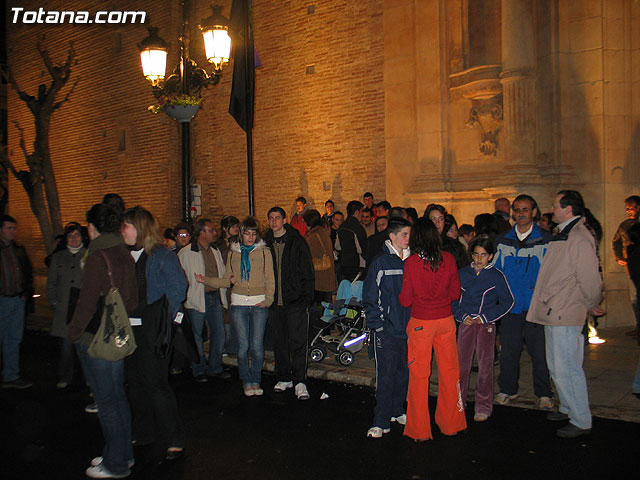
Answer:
[{"xmin": 122, "ymin": 206, "xmax": 188, "ymax": 461}]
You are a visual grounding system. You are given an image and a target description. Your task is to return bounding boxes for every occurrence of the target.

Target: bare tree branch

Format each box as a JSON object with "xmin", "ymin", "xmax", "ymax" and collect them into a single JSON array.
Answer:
[{"xmin": 53, "ymin": 78, "xmax": 79, "ymax": 111}]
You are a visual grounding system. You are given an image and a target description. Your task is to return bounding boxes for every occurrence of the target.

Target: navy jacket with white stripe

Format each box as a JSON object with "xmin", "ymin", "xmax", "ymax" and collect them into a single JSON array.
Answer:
[
  {"xmin": 452, "ymin": 263, "xmax": 515, "ymax": 324},
  {"xmin": 362, "ymin": 241, "xmax": 411, "ymax": 338}
]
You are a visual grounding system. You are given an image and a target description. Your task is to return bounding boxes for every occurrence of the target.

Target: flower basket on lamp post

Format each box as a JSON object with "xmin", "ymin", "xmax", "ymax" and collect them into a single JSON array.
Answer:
[
  {"xmin": 149, "ymin": 94, "xmax": 203, "ymax": 122},
  {"xmin": 164, "ymin": 104, "xmax": 200, "ymax": 122}
]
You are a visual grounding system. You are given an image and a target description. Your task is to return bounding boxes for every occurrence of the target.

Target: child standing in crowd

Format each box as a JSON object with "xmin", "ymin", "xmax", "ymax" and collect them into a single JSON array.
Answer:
[
  {"xmin": 399, "ymin": 217, "xmax": 467, "ymax": 441},
  {"xmin": 453, "ymin": 235, "xmax": 514, "ymax": 422},
  {"xmin": 362, "ymin": 218, "xmax": 412, "ymax": 438}
]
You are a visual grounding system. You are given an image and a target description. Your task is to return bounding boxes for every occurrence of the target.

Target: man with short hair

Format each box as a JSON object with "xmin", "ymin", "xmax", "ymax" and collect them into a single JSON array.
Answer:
[
  {"xmin": 0, "ymin": 215, "xmax": 33, "ymax": 389},
  {"xmin": 363, "ymin": 192, "xmax": 376, "ymax": 221},
  {"xmin": 375, "ymin": 201, "xmax": 391, "ymax": 219},
  {"xmin": 612, "ymin": 195, "xmax": 640, "ymax": 340},
  {"xmin": 335, "ymin": 201, "xmax": 368, "ymax": 282},
  {"xmin": 492, "ymin": 194, "xmax": 554, "ymax": 409},
  {"xmin": 323, "ymin": 199, "xmax": 336, "ymax": 226},
  {"xmin": 493, "ymin": 197, "xmax": 512, "ymax": 234},
  {"xmin": 290, "ymin": 196, "xmax": 308, "ymax": 237},
  {"xmin": 173, "ymin": 223, "xmax": 192, "ymax": 252},
  {"xmin": 527, "ymin": 190, "xmax": 603, "ymax": 438},
  {"xmin": 178, "ymin": 218, "xmax": 229, "ymax": 382},
  {"xmin": 330, "ymin": 210, "xmax": 344, "ymax": 246},
  {"xmin": 265, "ymin": 207, "xmax": 315, "ymax": 400},
  {"xmin": 361, "ymin": 207, "xmax": 375, "ymax": 237},
  {"xmin": 363, "ymin": 218, "xmax": 412, "ymax": 438}
]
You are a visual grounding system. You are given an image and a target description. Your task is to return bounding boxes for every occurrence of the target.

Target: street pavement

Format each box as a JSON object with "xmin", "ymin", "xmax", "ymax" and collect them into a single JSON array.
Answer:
[{"xmin": 1, "ymin": 326, "xmax": 639, "ymax": 480}]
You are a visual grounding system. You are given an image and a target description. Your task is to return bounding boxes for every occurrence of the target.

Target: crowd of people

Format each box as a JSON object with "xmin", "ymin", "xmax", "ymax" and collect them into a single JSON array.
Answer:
[{"xmin": 1, "ymin": 190, "xmax": 639, "ymax": 477}]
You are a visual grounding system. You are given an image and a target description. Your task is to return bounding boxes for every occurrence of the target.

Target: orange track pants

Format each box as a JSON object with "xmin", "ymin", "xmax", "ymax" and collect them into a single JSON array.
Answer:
[{"xmin": 404, "ymin": 316, "xmax": 467, "ymax": 440}]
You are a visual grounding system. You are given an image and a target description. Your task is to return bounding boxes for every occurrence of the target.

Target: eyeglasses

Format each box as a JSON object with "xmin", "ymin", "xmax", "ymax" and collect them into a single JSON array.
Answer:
[{"xmin": 177, "ymin": 233, "xmax": 191, "ymax": 238}]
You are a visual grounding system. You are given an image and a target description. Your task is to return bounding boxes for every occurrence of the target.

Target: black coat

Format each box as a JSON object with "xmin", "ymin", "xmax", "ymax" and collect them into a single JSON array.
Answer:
[{"xmin": 264, "ymin": 224, "xmax": 314, "ymax": 307}]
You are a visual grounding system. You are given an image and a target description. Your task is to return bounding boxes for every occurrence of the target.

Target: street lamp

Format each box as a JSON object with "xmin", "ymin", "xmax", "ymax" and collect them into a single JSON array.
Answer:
[{"xmin": 138, "ymin": 2, "xmax": 231, "ymax": 222}]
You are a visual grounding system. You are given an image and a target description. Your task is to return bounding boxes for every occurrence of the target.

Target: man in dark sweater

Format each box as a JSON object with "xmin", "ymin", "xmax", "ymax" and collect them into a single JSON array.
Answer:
[
  {"xmin": 264, "ymin": 207, "xmax": 315, "ymax": 400},
  {"xmin": 0, "ymin": 215, "xmax": 33, "ymax": 389},
  {"xmin": 335, "ymin": 201, "xmax": 368, "ymax": 282}
]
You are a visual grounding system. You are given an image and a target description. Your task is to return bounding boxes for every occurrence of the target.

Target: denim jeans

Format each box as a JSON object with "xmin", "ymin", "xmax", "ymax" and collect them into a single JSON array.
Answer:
[
  {"xmin": 632, "ymin": 355, "xmax": 640, "ymax": 394},
  {"xmin": 0, "ymin": 296, "xmax": 25, "ymax": 382},
  {"xmin": 231, "ymin": 305, "xmax": 269, "ymax": 385},
  {"xmin": 188, "ymin": 292, "xmax": 225, "ymax": 376},
  {"xmin": 76, "ymin": 343, "xmax": 133, "ymax": 475},
  {"xmin": 544, "ymin": 325, "xmax": 592, "ymax": 430}
]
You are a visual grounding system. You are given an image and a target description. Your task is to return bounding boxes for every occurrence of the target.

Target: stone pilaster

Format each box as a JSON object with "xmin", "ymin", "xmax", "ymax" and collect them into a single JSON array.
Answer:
[{"xmin": 500, "ymin": 0, "xmax": 539, "ymax": 182}]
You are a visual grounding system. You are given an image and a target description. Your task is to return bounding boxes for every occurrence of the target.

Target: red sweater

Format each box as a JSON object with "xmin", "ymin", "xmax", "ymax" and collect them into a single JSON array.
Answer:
[{"xmin": 399, "ymin": 251, "xmax": 461, "ymax": 320}]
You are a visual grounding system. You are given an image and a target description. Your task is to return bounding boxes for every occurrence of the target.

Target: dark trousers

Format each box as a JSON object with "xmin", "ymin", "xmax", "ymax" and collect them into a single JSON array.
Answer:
[
  {"xmin": 373, "ymin": 332, "xmax": 409, "ymax": 429},
  {"xmin": 270, "ymin": 305, "xmax": 309, "ymax": 385},
  {"xmin": 498, "ymin": 311, "xmax": 552, "ymax": 398},
  {"xmin": 126, "ymin": 317, "xmax": 185, "ymax": 449}
]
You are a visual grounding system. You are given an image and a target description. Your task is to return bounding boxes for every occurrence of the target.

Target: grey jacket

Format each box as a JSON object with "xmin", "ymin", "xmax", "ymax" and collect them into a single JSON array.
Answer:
[
  {"xmin": 46, "ymin": 247, "xmax": 86, "ymax": 337},
  {"xmin": 527, "ymin": 217, "xmax": 602, "ymax": 327}
]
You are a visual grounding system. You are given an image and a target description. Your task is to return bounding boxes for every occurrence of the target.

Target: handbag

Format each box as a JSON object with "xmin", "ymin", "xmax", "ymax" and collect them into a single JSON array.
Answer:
[
  {"xmin": 312, "ymin": 232, "xmax": 333, "ymax": 271},
  {"xmin": 88, "ymin": 250, "xmax": 137, "ymax": 361}
]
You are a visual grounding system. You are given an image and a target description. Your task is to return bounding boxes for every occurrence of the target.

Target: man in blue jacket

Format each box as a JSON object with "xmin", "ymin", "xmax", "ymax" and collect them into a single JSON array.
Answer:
[
  {"xmin": 492, "ymin": 194, "xmax": 554, "ymax": 409},
  {"xmin": 362, "ymin": 218, "xmax": 411, "ymax": 438}
]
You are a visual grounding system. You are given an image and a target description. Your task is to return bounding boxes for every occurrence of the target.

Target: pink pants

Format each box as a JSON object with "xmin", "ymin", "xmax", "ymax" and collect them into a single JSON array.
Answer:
[{"xmin": 457, "ymin": 322, "xmax": 496, "ymax": 417}]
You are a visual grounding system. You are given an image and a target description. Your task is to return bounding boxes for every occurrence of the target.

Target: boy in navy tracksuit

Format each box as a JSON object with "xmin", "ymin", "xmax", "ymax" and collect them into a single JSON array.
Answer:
[
  {"xmin": 362, "ymin": 218, "xmax": 412, "ymax": 438},
  {"xmin": 453, "ymin": 235, "xmax": 514, "ymax": 421}
]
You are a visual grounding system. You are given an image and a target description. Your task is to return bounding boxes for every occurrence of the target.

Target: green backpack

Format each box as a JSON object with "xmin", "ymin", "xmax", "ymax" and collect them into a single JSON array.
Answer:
[{"xmin": 88, "ymin": 250, "xmax": 137, "ymax": 361}]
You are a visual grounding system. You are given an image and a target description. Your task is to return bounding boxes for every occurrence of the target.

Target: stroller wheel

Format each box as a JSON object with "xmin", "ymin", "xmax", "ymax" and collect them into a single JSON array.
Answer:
[
  {"xmin": 310, "ymin": 346, "xmax": 326, "ymax": 362},
  {"xmin": 337, "ymin": 350, "xmax": 354, "ymax": 367}
]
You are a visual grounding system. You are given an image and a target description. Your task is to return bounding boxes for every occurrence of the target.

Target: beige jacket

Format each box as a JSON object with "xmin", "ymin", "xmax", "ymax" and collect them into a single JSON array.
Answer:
[
  {"xmin": 526, "ymin": 217, "xmax": 602, "ymax": 327},
  {"xmin": 203, "ymin": 241, "xmax": 275, "ymax": 307}
]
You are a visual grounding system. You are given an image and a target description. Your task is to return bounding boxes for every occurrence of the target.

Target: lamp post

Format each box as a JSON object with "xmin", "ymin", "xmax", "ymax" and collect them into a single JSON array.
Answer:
[{"xmin": 139, "ymin": 1, "xmax": 231, "ymax": 222}]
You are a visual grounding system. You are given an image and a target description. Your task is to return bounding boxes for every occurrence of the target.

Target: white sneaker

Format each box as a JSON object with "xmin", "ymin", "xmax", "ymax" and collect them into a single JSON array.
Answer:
[
  {"xmin": 273, "ymin": 381, "xmax": 294, "ymax": 392},
  {"xmin": 56, "ymin": 381, "xmax": 68, "ymax": 389},
  {"xmin": 495, "ymin": 392, "xmax": 518, "ymax": 405},
  {"xmin": 253, "ymin": 384, "xmax": 264, "ymax": 396},
  {"xmin": 391, "ymin": 414, "xmax": 406, "ymax": 425},
  {"xmin": 295, "ymin": 382, "xmax": 310, "ymax": 400},
  {"xmin": 473, "ymin": 413, "xmax": 489, "ymax": 422},
  {"xmin": 85, "ymin": 463, "xmax": 130, "ymax": 478},
  {"xmin": 243, "ymin": 385, "xmax": 255, "ymax": 397},
  {"xmin": 91, "ymin": 457, "xmax": 135, "ymax": 468},
  {"xmin": 538, "ymin": 396, "xmax": 554, "ymax": 410},
  {"xmin": 366, "ymin": 426, "xmax": 391, "ymax": 438}
]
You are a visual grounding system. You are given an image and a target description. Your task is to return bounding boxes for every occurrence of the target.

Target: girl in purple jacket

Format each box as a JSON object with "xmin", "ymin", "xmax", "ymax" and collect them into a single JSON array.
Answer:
[{"xmin": 453, "ymin": 235, "xmax": 514, "ymax": 422}]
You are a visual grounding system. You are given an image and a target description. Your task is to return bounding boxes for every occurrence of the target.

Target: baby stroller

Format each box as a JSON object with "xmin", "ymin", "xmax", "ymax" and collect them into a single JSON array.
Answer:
[{"xmin": 309, "ymin": 276, "xmax": 369, "ymax": 367}]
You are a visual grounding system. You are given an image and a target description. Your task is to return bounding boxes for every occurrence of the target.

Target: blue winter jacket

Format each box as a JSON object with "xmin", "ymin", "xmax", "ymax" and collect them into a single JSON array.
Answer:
[
  {"xmin": 362, "ymin": 242, "xmax": 411, "ymax": 338},
  {"xmin": 452, "ymin": 264, "xmax": 514, "ymax": 324},
  {"xmin": 492, "ymin": 224, "xmax": 552, "ymax": 314},
  {"xmin": 146, "ymin": 246, "xmax": 188, "ymax": 317}
]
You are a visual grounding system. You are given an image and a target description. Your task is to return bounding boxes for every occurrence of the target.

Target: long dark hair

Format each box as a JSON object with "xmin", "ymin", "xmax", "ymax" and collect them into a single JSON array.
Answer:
[{"xmin": 409, "ymin": 217, "xmax": 443, "ymax": 271}]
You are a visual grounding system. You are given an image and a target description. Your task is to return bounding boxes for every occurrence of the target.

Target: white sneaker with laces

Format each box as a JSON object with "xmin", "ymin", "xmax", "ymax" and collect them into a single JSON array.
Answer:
[
  {"xmin": 391, "ymin": 414, "xmax": 406, "ymax": 425},
  {"xmin": 91, "ymin": 457, "xmax": 135, "ymax": 468},
  {"xmin": 85, "ymin": 463, "xmax": 130, "ymax": 478},
  {"xmin": 495, "ymin": 392, "xmax": 518, "ymax": 405},
  {"xmin": 366, "ymin": 426, "xmax": 391, "ymax": 438},
  {"xmin": 273, "ymin": 381, "xmax": 294, "ymax": 392},
  {"xmin": 295, "ymin": 382, "xmax": 310, "ymax": 400},
  {"xmin": 538, "ymin": 396, "xmax": 554, "ymax": 409},
  {"xmin": 253, "ymin": 384, "xmax": 264, "ymax": 396},
  {"xmin": 243, "ymin": 385, "xmax": 255, "ymax": 397}
]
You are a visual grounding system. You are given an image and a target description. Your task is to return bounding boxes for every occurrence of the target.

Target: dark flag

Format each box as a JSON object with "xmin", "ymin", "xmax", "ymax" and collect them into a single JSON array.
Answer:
[{"xmin": 228, "ymin": 0, "xmax": 254, "ymax": 132}]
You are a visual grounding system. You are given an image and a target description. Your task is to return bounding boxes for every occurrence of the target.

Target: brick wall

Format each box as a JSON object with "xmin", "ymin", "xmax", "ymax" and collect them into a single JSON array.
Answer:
[{"xmin": 5, "ymin": 0, "xmax": 385, "ymax": 272}]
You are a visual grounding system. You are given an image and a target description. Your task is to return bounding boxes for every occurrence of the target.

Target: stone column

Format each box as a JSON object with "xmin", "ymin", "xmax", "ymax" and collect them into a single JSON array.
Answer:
[{"xmin": 500, "ymin": 0, "xmax": 538, "ymax": 181}]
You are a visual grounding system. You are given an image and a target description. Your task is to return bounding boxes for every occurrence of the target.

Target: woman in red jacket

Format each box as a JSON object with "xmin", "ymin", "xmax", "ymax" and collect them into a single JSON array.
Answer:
[{"xmin": 399, "ymin": 217, "xmax": 467, "ymax": 441}]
